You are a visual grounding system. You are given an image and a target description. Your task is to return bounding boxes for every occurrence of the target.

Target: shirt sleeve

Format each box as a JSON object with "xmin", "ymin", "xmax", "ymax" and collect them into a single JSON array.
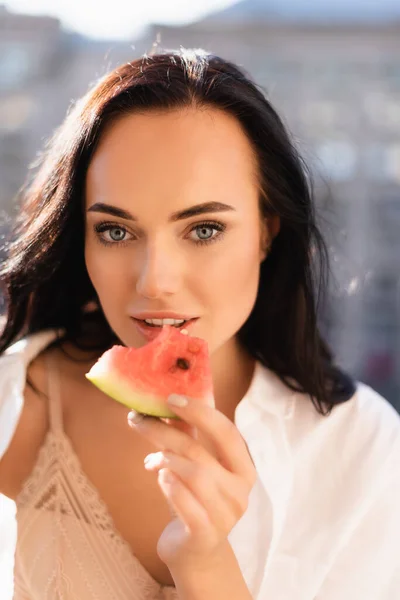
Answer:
[
  {"xmin": 316, "ymin": 445, "xmax": 400, "ymax": 599},
  {"xmin": 0, "ymin": 329, "xmax": 61, "ymax": 462},
  {"xmin": 0, "ymin": 353, "xmax": 27, "ymax": 461}
]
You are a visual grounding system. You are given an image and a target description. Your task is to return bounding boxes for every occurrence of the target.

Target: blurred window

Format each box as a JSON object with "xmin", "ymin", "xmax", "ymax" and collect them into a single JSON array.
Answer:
[
  {"xmin": 301, "ymin": 101, "xmax": 337, "ymax": 129},
  {"xmin": 304, "ymin": 61, "xmax": 370, "ymax": 96},
  {"xmin": 382, "ymin": 63, "xmax": 400, "ymax": 91},
  {"xmin": 363, "ymin": 92, "xmax": 400, "ymax": 132},
  {"xmin": 362, "ymin": 274, "xmax": 400, "ymax": 383},
  {"xmin": 0, "ymin": 43, "xmax": 31, "ymax": 90},
  {"xmin": 387, "ymin": 144, "xmax": 400, "ymax": 183},
  {"xmin": 372, "ymin": 196, "xmax": 400, "ymax": 254},
  {"xmin": 315, "ymin": 140, "xmax": 357, "ymax": 181},
  {"xmin": 0, "ymin": 94, "xmax": 34, "ymax": 132},
  {"xmin": 364, "ymin": 143, "xmax": 400, "ymax": 182},
  {"xmin": 364, "ymin": 143, "xmax": 388, "ymax": 181}
]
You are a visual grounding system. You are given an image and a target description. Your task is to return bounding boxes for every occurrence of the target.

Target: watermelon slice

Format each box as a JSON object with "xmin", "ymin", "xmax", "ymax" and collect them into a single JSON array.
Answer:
[{"xmin": 85, "ymin": 325, "xmax": 214, "ymax": 418}]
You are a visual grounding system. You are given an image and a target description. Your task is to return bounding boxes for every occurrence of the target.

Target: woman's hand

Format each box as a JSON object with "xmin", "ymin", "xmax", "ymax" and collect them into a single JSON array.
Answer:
[{"xmin": 127, "ymin": 394, "xmax": 257, "ymax": 572}]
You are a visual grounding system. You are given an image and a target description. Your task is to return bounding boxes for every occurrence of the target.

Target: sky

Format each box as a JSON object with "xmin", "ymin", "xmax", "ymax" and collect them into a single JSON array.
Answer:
[{"xmin": 4, "ymin": 0, "xmax": 239, "ymax": 40}]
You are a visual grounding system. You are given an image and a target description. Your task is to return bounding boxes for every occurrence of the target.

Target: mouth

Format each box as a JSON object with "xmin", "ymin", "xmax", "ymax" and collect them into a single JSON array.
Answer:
[
  {"xmin": 133, "ymin": 318, "xmax": 196, "ymax": 327},
  {"xmin": 131, "ymin": 317, "xmax": 199, "ymax": 336}
]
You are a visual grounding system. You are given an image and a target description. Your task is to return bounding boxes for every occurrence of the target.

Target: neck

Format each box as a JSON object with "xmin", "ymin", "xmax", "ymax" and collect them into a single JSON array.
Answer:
[{"xmin": 210, "ymin": 336, "xmax": 256, "ymax": 422}]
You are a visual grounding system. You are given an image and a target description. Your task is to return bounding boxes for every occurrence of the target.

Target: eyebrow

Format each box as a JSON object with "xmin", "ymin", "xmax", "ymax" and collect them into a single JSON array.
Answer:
[{"xmin": 86, "ymin": 201, "xmax": 236, "ymax": 222}]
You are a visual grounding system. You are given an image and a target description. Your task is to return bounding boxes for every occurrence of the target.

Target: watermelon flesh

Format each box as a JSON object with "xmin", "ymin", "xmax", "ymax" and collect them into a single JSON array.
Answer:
[{"xmin": 85, "ymin": 326, "xmax": 214, "ymax": 418}]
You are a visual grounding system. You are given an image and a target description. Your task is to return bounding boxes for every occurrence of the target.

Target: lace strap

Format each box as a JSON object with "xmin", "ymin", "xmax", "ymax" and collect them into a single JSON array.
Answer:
[{"xmin": 45, "ymin": 352, "xmax": 64, "ymax": 432}]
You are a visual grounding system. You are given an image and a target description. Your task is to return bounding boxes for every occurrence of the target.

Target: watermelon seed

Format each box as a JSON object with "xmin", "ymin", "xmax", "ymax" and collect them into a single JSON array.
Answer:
[{"xmin": 176, "ymin": 358, "xmax": 190, "ymax": 370}]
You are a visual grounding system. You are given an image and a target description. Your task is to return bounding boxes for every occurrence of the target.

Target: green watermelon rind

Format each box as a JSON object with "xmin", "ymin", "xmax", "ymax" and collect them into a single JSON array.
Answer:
[
  {"xmin": 85, "ymin": 369, "xmax": 180, "ymax": 419},
  {"xmin": 85, "ymin": 326, "xmax": 214, "ymax": 418}
]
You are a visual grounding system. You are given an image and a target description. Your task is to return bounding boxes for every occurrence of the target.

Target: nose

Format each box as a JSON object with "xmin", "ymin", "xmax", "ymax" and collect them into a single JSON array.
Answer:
[{"xmin": 135, "ymin": 241, "xmax": 181, "ymax": 299}]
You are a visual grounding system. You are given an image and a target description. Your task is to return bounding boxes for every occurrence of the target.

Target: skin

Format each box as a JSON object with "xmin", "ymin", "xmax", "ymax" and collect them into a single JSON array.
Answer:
[{"xmin": 83, "ymin": 106, "xmax": 280, "ymax": 594}]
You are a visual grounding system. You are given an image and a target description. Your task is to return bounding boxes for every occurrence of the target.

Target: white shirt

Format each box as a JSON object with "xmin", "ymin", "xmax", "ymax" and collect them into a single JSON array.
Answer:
[{"xmin": 1, "ymin": 329, "xmax": 400, "ymax": 599}]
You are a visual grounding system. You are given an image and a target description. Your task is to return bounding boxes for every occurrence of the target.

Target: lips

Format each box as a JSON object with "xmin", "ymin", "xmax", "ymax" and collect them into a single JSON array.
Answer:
[
  {"xmin": 137, "ymin": 320, "xmax": 187, "ymax": 328},
  {"xmin": 131, "ymin": 317, "xmax": 199, "ymax": 341},
  {"xmin": 131, "ymin": 312, "xmax": 197, "ymax": 320},
  {"xmin": 131, "ymin": 317, "xmax": 197, "ymax": 328}
]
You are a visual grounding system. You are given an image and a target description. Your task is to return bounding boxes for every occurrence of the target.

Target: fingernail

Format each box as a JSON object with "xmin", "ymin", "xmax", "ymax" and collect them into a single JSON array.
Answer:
[
  {"xmin": 128, "ymin": 410, "xmax": 145, "ymax": 426},
  {"xmin": 167, "ymin": 394, "xmax": 188, "ymax": 407},
  {"xmin": 144, "ymin": 453, "xmax": 158, "ymax": 467},
  {"xmin": 160, "ymin": 468, "xmax": 175, "ymax": 483}
]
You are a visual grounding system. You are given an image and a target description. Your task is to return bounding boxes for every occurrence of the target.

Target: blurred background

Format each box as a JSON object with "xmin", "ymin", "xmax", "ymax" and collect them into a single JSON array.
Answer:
[
  {"xmin": 0, "ymin": 1, "xmax": 399, "ymax": 407},
  {"xmin": 0, "ymin": 1, "xmax": 399, "ymax": 594}
]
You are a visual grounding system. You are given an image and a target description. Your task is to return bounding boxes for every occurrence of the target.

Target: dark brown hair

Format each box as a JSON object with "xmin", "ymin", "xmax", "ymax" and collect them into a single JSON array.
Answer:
[{"xmin": 0, "ymin": 48, "xmax": 355, "ymax": 414}]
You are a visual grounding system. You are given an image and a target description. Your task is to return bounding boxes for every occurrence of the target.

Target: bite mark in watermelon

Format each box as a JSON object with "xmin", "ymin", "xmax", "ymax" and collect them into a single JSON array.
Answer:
[{"xmin": 85, "ymin": 326, "xmax": 214, "ymax": 418}]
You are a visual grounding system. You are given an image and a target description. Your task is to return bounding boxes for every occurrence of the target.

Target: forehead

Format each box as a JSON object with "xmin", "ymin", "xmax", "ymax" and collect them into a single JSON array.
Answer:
[{"xmin": 85, "ymin": 106, "xmax": 259, "ymax": 208}]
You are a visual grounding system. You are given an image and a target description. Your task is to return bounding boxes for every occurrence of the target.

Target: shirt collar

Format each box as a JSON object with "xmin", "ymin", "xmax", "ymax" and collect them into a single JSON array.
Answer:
[
  {"xmin": 235, "ymin": 360, "xmax": 297, "ymax": 429},
  {"xmin": 4, "ymin": 328, "xmax": 64, "ymax": 365}
]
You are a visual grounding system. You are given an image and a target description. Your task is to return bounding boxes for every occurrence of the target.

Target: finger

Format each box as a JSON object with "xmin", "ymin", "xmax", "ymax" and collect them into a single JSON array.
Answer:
[
  {"xmin": 157, "ymin": 468, "xmax": 215, "ymax": 541},
  {"xmin": 128, "ymin": 411, "xmax": 197, "ymax": 440},
  {"xmin": 128, "ymin": 409, "xmax": 255, "ymax": 492},
  {"xmin": 166, "ymin": 395, "xmax": 255, "ymax": 484},
  {"xmin": 146, "ymin": 451, "xmax": 248, "ymax": 533},
  {"xmin": 162, "ymin": 417, "xmax": 198, "ymax": 440},
  {"xmin": 128, "ymin": 411, "xmax": 215, "ymax": 465}
]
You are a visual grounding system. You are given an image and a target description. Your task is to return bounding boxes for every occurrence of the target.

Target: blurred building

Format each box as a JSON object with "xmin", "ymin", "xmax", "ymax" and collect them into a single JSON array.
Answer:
[
  {"xmin": 0, "ymin": 0, "xmax": 399, "ymax": 407},
  {"xmin": 0, "ymin": 7, "xmax": 60, "ymax": 210},
  {"xmin": 0, "ymin": 5, "xmax": 133, "ymax": 212},
  {"xmin": 0, "ymin": 4, "xmax": 135, "ymax": 267}
]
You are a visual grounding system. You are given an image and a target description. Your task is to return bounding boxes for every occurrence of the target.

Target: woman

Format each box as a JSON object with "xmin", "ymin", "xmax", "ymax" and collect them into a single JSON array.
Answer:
[{"xmin": 0, "ymin": 49, "xmax": 399, "ymax": 600}]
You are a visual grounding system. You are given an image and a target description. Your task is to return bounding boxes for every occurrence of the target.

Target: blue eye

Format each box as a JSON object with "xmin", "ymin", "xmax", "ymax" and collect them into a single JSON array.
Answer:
[
  {"xmin": 94, "ymin": 223, "xmax": 132, "ymax": 246},
  {"xmin": 93, "ymin": 220, "xmax": 226, "ymax": 247},
  {"xmin": 108, "ymin": 227, "xmax": 126, "ymax": 242},
  {"xmin": 190, "ymin": 222, "xmax": 226, "ymax": 246}
]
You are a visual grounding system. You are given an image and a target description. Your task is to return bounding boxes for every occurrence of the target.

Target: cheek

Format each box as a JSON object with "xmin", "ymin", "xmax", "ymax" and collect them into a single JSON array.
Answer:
[
  {"xmin": 84, "ymin": 243, "xmax": 127, "ymax": 301},
  {"xmin": 198, "ymin": 235, "xmax": 261, "ymax": 351},
  {"xmin": 202, "ymin": 235, "xmax": 261, "ymax": 303}
]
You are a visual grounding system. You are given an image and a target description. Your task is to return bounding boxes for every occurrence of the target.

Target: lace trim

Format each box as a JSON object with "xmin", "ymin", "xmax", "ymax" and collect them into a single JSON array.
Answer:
[
  {"xmin": 16, "ymin": 430, "xmax": 178, "ymax": 596},
  {"xmin": 16, "ymin": 429, "xmax": 54, "ymax": 506}
]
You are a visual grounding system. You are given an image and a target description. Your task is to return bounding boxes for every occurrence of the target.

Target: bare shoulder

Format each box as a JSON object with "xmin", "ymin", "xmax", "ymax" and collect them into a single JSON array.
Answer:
[
  {"xmin": 0, "ymin": 346, "xmax": 56, "ymax": 499},
  {"xmin": 0, "ymin": 332, "xmax": 102, "ymax": 499}
]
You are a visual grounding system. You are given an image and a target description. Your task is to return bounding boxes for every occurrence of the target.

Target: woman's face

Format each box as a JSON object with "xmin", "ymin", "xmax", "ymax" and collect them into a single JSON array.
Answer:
[{"xmin": 84, "ymin": 106, "xmax": 277, "ymax": 355}]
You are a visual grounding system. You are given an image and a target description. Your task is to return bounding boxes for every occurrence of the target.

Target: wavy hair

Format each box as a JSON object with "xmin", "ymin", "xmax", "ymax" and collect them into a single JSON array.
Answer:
[{"xmin": 0, "ymin": 48, "xmax": 355, "ymax": 414}]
